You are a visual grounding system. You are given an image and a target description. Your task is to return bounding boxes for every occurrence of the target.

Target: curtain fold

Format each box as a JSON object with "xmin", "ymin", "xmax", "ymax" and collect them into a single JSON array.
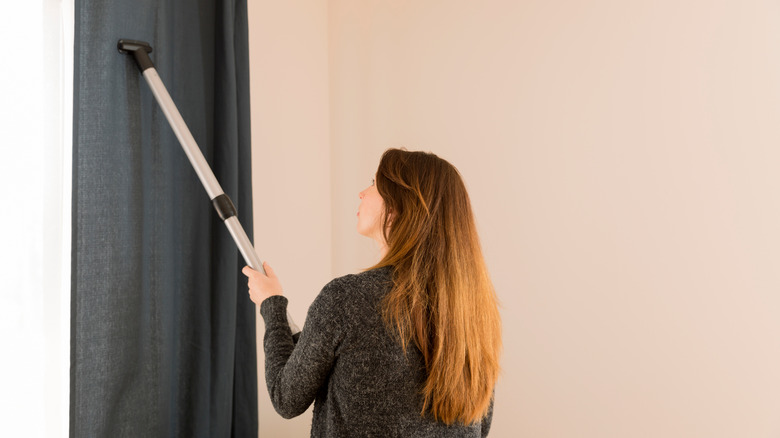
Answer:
[{"xmin": 71, "ymin": 1, "xmax": 257, "ymax": 436}]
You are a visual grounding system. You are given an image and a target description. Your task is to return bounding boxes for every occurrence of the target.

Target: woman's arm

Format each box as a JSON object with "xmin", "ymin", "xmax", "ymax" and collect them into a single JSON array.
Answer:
[
  {"xmin": 259, "ymin": 282, "xmax": 347, "ymax": 418},
  {"xmin": 241, "ymin": 264, "xmax": 300, "ymax": 347}
]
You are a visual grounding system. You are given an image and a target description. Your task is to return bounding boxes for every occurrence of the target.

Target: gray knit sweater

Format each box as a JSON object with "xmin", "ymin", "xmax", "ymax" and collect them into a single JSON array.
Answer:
[{"xmin": 259, "ymin": 265, "xmax": 493, "ymax": 437}]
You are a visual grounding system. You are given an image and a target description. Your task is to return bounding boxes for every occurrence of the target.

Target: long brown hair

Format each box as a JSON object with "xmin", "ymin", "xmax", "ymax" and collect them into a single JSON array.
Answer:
[{"xmin": 368, "ymin": 148, "xmax": 502, "ymax": 425}]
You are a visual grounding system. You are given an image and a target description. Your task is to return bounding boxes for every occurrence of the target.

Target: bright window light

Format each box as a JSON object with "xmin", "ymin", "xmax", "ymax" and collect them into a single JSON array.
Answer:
[{"xmin": 0, "ymin": 1, "xmax": 73, "ymax": 436}]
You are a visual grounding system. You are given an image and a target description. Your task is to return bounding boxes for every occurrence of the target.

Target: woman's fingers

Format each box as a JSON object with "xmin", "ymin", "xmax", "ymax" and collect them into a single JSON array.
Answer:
[
  {"xmin": 241, "ymin": 263, "xmax": 283, "ymax": 305},
  {"xmin": 243, "ymin": 264, "xmax": 273, "ymax": 278},
  {"xmin": 263, "ymin": 261, "xmax": 276, "ymax": 278}
]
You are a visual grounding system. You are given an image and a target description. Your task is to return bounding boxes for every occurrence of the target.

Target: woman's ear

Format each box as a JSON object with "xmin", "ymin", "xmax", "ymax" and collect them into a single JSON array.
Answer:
[{"xmin": 382, "ymin": 210, "xmax": 393, "ymax": 231}]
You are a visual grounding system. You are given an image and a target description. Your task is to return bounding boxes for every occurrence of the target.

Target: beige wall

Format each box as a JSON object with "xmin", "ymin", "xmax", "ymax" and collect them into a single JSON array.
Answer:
[
  {"xmin": 248, "ymin": 1, "xmax": 330, "ymax": 436},
  {"xmin": 254, "ymin": 1, "xmax": 780, "ymax": 436}
]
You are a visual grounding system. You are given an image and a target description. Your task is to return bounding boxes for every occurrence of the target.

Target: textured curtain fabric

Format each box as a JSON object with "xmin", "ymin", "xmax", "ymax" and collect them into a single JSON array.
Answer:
[{"xmin": 71, "ymin": 1, "xmax": 257, "ymax": 436}]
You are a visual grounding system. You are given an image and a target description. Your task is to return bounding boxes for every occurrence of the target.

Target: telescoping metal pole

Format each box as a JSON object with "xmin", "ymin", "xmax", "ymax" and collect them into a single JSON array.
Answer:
[{"xmin": 118, "ymin": 39, "xmax": 301, "ymax": 335}]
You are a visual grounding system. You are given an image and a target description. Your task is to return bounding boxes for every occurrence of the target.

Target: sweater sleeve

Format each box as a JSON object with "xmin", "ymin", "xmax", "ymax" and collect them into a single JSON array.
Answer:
[
  {"xmin": 259, "ymin": 281, "xmax": 348, "ymax": 419},
  {"xmin": 480, "ymin": 393, "xmax": 495, "ymax": 437}
]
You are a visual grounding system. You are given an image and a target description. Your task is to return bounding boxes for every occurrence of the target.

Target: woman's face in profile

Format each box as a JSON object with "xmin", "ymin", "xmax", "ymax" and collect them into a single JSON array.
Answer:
[{"xmin": 357, "ymin": 176, "xmax": 385, "ymax": 241}]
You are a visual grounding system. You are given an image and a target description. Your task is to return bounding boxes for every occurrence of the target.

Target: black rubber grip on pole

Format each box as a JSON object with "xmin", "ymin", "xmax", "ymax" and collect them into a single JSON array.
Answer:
[
  {"xmin": 117, "ymin": 39, "xmax": 155, "ymax": 72},
  {"xmin": 211, "ymin": 194, "xmax": 237, "ymax": 221}
]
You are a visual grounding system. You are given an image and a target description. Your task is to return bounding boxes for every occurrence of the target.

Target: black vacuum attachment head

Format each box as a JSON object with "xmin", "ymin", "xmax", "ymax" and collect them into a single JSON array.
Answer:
[{"xmin": 117, "ymin": 39, "xmax": 154, "ymax": 72}]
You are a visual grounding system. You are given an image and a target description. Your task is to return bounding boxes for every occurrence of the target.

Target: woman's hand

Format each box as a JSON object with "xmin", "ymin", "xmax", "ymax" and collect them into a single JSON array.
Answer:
[{"xmin": 242, "ymin": 262, "xmax": 284, "ymax": 305}]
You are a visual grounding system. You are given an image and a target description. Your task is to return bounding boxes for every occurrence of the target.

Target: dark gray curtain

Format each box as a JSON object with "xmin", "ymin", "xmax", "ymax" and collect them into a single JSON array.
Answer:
[{"xmin": 71, "ymin": 1, "xmax": 257, "ymax": 436}]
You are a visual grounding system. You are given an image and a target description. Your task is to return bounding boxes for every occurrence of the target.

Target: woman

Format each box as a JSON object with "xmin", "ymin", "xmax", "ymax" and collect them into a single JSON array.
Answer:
[{"xmin": 243, "ymin": 148, "xmax": 502, "ymax": 437}]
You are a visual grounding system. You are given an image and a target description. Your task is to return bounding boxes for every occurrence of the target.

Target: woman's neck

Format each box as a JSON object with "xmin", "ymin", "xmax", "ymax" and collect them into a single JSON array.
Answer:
[{"xmin": 375, "ymin": 236, "xmax": 389, "ymax": 260}]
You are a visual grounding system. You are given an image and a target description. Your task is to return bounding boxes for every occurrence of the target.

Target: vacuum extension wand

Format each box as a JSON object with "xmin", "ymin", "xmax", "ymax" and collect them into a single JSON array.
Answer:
[{"xmin": 118, "ymin": 39, "xmax": 301, "ymax": 335}]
